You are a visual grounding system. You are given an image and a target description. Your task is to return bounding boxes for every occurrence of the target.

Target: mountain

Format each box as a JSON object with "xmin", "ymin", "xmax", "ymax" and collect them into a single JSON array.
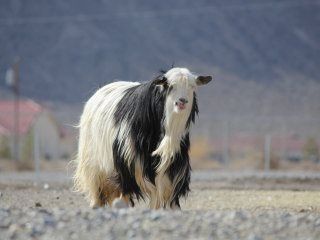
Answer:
[
  {"xmin": 1, "ymin": 0, "xmax": 320, "ymax": 139},
  {"xmin": 0, "ymin": 0, "xmax": 319, "ymax": 103}
]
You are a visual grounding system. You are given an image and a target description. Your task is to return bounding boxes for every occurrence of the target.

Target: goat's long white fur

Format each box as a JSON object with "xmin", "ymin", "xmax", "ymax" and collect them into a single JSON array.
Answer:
[{"xmin": 74, "ymin": 82, "xmax": 139, "ymax": 204}]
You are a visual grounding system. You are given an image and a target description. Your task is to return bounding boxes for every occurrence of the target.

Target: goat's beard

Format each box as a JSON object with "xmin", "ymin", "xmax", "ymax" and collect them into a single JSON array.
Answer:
[{"xmin": 153, "ymin": 97, "xmax": 193, "ymax": 174}]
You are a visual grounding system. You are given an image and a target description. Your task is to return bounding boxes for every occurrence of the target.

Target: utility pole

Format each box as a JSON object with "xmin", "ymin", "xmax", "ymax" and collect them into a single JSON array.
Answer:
[
  {"xmin": 223, "ymin": 120, "xmax": 229, "ymax": 166},
  {"xmin": 6, "ymin": 57, "xmax": 20, "ymax": 162},
  {"xmin": 34, "ymin": 127, "xmax": 40, "ymax": 181}
]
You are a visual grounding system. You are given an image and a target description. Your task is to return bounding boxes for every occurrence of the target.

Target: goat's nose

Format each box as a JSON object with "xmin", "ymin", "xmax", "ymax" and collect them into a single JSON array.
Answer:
[{"xmin": 179, "ymin": 98, "xmax": 188, "ymax": 104}]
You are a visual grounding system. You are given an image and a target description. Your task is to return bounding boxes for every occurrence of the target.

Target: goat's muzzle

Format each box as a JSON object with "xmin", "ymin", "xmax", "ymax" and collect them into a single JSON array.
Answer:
[{"xmin": 175, "ymin": 98, "xmax": 188, "ymax": 110}]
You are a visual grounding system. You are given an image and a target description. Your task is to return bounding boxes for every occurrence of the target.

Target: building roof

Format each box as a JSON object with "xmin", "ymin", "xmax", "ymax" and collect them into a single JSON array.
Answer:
[
  {"xmin": 0, "ymin": 124, "xmax": 9, "ymax": 135},
  {"xmin": 0, "ymin": 99, "xmax": 43, "ymax": 136}
]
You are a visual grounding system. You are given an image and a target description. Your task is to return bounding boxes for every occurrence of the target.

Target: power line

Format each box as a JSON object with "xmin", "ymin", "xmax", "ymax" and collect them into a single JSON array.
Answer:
[{"xmin": 0, "ymin": 0, "xmax": 319, "ymax": 25}]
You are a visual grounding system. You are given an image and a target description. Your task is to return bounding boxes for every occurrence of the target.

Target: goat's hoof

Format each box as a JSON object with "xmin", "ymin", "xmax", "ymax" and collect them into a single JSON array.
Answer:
[
  {"xmin": 112, "ymin": 198, "xmax": 129, "ymax": 209},
  {"xmin": 90, "ymin": 200, "xmax": 102, "ymax": 209}
]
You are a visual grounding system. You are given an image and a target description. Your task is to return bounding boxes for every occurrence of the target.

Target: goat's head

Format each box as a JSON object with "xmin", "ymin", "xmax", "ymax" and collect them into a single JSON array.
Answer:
[{"xmin": 154, "ymin": 67, "xmax": 212, "ymax": 114}]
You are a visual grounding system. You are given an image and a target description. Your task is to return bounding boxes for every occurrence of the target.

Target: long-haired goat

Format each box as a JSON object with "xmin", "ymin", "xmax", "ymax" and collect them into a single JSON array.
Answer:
[{"xmin": 74, "ymin": 67, "xmax": 212, "ymax": 209}]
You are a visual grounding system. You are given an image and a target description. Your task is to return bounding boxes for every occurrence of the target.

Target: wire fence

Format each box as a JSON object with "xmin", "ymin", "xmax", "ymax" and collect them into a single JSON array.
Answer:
[
  {"xmin": 2, "ymin": 115, "xmax": 320, "ymax": 172},
  {"xmin": 193, "ymin": 117, "xmax": 320, "ymax": 170}
]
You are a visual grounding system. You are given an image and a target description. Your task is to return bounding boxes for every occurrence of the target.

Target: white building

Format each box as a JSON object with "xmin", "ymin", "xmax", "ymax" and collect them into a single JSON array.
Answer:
[{"xmin": 0, "ymin": 99, "xmax": 66, "ymax": 163}]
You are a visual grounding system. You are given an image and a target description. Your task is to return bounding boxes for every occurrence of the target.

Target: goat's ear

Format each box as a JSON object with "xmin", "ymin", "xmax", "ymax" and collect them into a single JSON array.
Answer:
[
  {"xmin": 196, "ymin": 75, "xmax": 212, "ymax": 86},
  {"xmin": 153, "ymin": 76, "xmax": 168, "ymax": 86}
]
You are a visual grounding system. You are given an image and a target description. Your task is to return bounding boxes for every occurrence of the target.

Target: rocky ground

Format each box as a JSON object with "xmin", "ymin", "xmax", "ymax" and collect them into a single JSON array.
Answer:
[{"xmin": 0, "ymin": 170, "xmax": 320, "ymax": 240}]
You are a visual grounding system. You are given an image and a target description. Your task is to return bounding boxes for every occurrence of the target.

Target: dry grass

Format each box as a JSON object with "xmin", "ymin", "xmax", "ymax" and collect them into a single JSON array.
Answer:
[
  {"xmin": 190, "ymin": 137, "xmax": 222, "ymax": 169},
  {"xmin": 189, "ymin": 138, "xmax": 320, "ymax": 171},
  {"xmin": 0, "ymin": 158, "xmax": 70, "ymax": 172}
]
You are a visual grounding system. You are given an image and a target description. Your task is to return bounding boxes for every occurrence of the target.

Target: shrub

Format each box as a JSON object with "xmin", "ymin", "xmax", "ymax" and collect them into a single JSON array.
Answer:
[
  {"xmin": 0, "ymin": 137, "xmax": 11, "ymax": 159},
  {"xmin": 303, "ymin": 137, "xmax": 319, "ymax": 162}
]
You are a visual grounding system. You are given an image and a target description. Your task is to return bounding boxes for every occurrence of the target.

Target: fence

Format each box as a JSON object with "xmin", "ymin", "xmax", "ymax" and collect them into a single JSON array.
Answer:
[{"xmin": 192, "ymin": 116, "xmax": 320, "ymax": 170}]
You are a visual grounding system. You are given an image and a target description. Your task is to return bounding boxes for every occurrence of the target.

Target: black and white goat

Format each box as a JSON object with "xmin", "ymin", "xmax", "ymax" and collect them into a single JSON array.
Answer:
[{"xmin": 74, "ymin": 67, "xmax": 212, "ymax": 209}]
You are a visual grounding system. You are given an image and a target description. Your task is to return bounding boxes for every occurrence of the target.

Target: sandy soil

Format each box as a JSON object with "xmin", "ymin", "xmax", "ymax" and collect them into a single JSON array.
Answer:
[
  {"xmin": 1, "ymin": 170, "xmax": 320, "ymax": 211},
  {"xmin": 1, "ymin": 185, "xmax": 320, "ymax": 214}
]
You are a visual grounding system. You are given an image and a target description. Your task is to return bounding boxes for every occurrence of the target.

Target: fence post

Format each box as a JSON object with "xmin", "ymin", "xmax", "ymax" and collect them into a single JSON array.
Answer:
[
  {"xmin": 34, "ymin": 128, "xmax": 40, "ymax": 181},
  {"xmin": 223, "ymin": 120, "xmax": 229, "ymax": 165},
  {"xmin": 264, "ymin": 134, "xmax": 272, "ymax": 171}
]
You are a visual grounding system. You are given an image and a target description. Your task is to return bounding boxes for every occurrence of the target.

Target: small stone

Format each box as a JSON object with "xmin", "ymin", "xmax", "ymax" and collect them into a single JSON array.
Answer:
[
  {"xmin": 118, "ymin": 208, "xmax": 128, "ymax": 217},
  {"xmin": 248, "ymin": 233, "xmax": 263, "ymax": 240},
  {"xmin": 299, "ymin": 207, "xmax": 312, "ymax": 213},
  {"xmin": 0, "ymin": 218, "xmax": 11, "ymax": 228},
  {"xmin": 8, "ymin": 224, "xmax": 19, "ymax": 236},
  {"xmin": 70, "ymin": 232, "xmax": 77, "ymax": 239},
  {"xmin": 30, "ymin": 226, "xmax": 44, "ymax": 237},
  {"xmin": 150, "ymin": 212, "xmax": 161, "ymax": 221},
  {"xmin": 132, "ymin": 221, "xmax": 140, "ymax": 229},
  {"xmin": 57, "ymin": 222, "xmax": 66, "ymax": 229},
  {"xmin": 38, "ymin": 209, "xmax": 50, "ymax": 214},
  {"xmin": 127, "ymin": 230, "xmax": 136, "ymax": 238},
  {"xmin": 0, "ymin": 192, "xmax": 3, "ymax": 197},
  {"xmin": 43, "ymin": 216, "xmax": 56, "ymax": 227},
  {"xmin": 43, "ymin": 183, "xmax": 50, "ymax": 190},
  {"xmin": 35, "ymin": 202, "xmax": 42, "ymax": 207}
]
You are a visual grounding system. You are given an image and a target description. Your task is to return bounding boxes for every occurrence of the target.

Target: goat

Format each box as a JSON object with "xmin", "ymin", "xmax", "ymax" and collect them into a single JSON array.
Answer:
[{"xmin": 74, "ymin": 67, "xmax": 212, "ymax": 209}]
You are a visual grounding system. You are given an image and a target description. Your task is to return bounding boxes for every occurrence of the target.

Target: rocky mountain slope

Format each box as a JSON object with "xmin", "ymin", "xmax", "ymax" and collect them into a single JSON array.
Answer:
[{"xmin": 0, "ymin": 0, "xmax": 319, "ymax": 132}]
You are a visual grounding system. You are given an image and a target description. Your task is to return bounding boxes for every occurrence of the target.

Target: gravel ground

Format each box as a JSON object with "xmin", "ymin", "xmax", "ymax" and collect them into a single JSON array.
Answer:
[
  {"xmin": 1, "ymin": 170, "xmax": 320, "ymax": 240},
  {"xmin": 1, "ymin": 208, "xmax": 320, "ymax": 240}
]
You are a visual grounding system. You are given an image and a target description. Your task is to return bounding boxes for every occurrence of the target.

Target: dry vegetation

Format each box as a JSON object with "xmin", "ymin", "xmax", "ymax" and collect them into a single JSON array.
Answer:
[
  {"xmin": 189, "ymin": 136, "xmax": 320, "ymax": 171},
  {"xmin": 0, "ymin": 158, "xmax": 70, "ymax": 172}
]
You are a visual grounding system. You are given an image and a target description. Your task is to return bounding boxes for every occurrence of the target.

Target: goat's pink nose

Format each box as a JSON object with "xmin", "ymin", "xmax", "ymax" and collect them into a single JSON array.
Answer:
[{"xmin": 175, "ymin": 100, "xmax": 187, "ymax": 110}]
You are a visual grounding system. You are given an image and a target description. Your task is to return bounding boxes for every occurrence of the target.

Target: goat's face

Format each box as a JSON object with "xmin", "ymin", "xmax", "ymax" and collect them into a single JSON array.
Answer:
[{"xmin": 154, "ymin": 68, "xmax": 212, "ymax": 114}]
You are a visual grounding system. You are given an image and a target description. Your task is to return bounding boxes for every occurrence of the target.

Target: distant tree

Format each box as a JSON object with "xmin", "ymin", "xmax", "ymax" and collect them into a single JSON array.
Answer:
[
  {"xmin": 303, "ymin": 137, "xmax": 319, "ymax": 162},
  {"xmin": 21, "ymin": 131, "xmax": 34, "ymax": 163},
  {"xmin": 0, "ymin": 137, "xmax": 11, "ymax": 159}
]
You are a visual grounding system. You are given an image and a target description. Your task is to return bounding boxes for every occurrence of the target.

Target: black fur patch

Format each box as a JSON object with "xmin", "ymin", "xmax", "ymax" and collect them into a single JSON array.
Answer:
[
  {"xmin": 113, "ymin": 77, "xmax": 198, "ymax": 204},
  {"xmin": 167, "ymin": 133, "xmax": 192, "ymax": 207},
  {"xmin": 112, "ymin": 137, "xmax": 143, "ymax": 201},
  {"xmin": 186, "ymin": 93, "xmax": 199, "ymax": 129}
]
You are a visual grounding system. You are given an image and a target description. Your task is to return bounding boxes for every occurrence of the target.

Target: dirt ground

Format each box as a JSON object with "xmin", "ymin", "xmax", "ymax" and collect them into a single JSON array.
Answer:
[
  {"xmin": 1, "ymin": 170, "xmax": 320, "ymax": 211},
  {"xmin": 1, "ymin": 184, "xmax": 320, "ymax": 214},
  {"xmin": 1, "ymin": 170, "xmax": 320, "ymax": 239}
]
